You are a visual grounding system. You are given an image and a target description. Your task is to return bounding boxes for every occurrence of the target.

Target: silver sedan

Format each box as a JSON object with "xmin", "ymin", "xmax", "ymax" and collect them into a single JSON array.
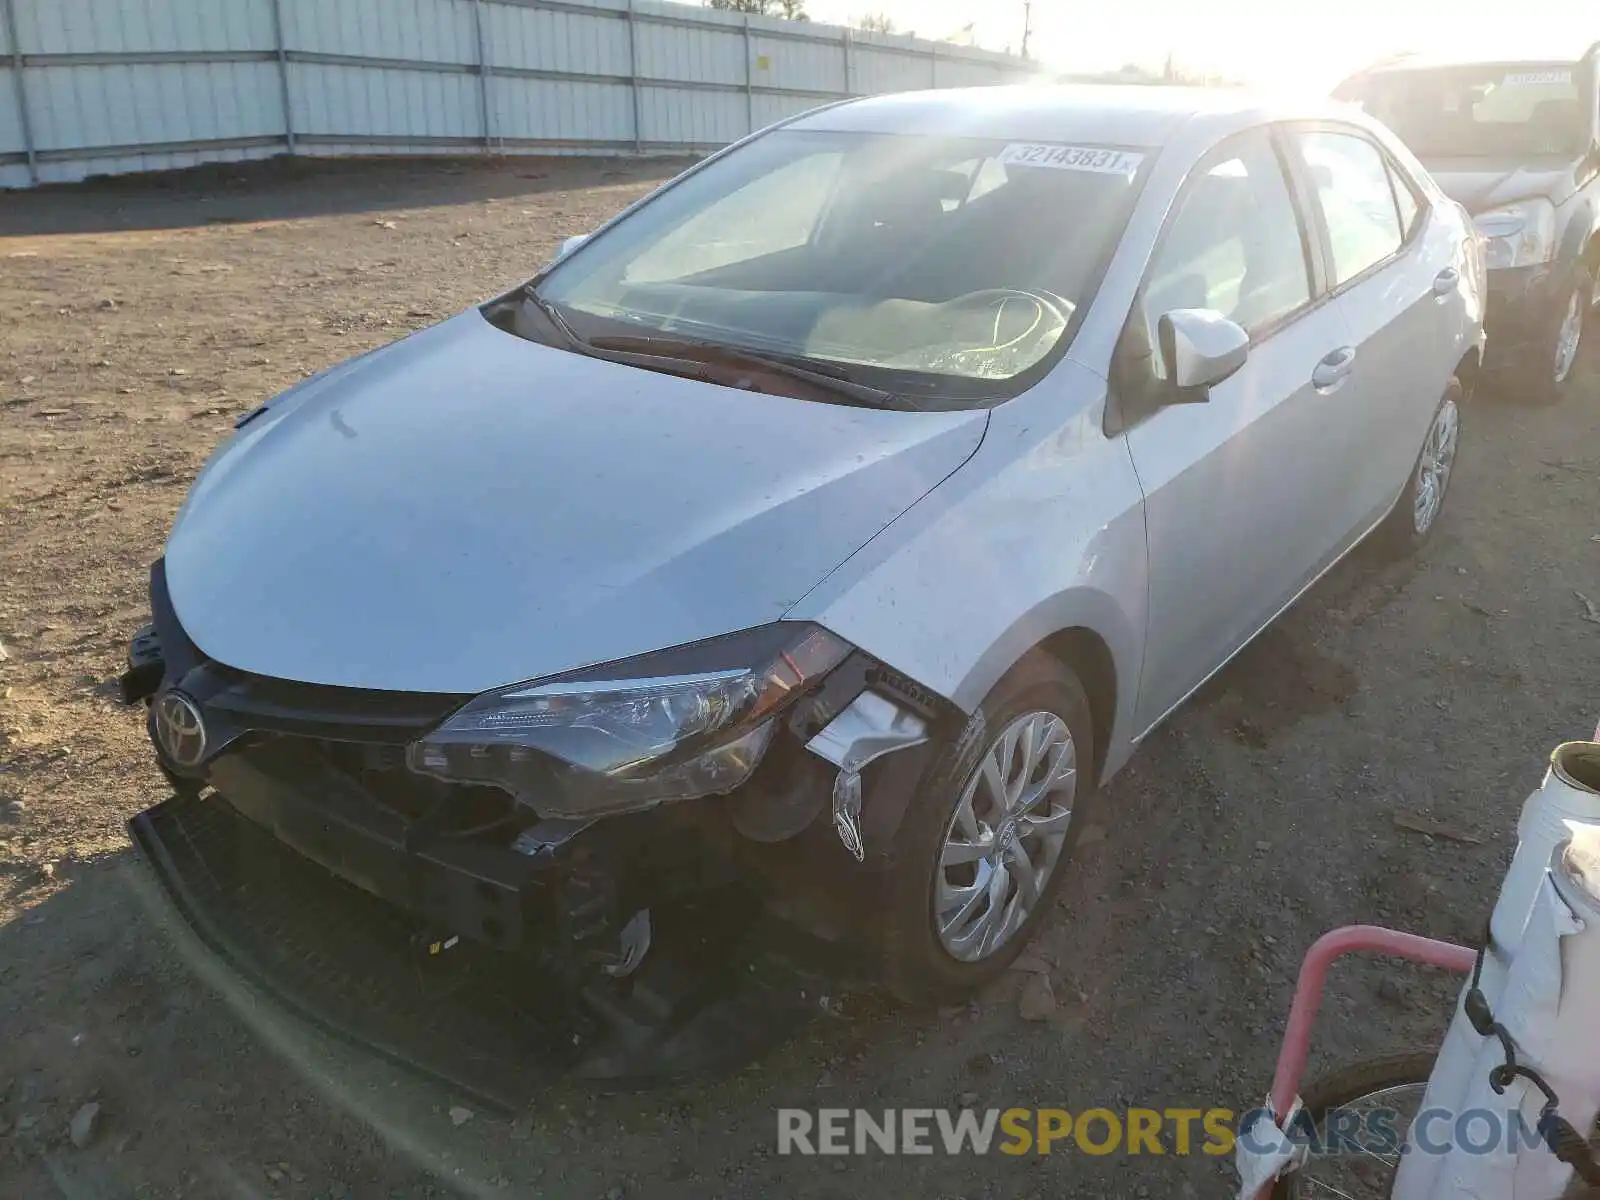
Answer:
[{"xmin": 138, "ymin": 85, "xmax": 1486, "ymax": 1002}]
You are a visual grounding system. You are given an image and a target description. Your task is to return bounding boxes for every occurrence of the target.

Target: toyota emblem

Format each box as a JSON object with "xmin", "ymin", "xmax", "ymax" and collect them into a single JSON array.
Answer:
[{"xmin": 153, "ymin": 690, "xmax": 208, "ymax": 768}]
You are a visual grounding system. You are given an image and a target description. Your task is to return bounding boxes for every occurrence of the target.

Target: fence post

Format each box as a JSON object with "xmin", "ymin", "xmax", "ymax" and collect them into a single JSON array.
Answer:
[
  {"xmin": 472, "ymin": 0, "xmax": 493, "ymax": 153},
  {"xmin": 267, "ymin": 0, "xmax": 295, "ymax": 155},
  {"xmin": 626, "ymin": 0, "xmax": 642, "ymax": 154},
  {"xmin": 840, "ymin": 26, "xmax": 851, "ymax": 97},
  {"xmin": 2, "ymin": 0, "xmax": 37, "ymax": 184},
  {"xmin": 742, "ymin": 15, "xmax": 753, "ymax": 136}
]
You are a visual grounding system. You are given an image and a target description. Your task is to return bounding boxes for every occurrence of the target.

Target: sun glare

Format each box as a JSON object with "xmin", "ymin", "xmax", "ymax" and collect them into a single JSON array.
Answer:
[{"xmin": 808, "ymin": 0, "xmax": 1593, "ymax": 93}]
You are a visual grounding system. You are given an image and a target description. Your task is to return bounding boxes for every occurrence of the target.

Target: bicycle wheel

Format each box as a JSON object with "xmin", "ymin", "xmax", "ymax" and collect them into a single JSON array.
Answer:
[{"xmin": 1273, "ymin": 1051, "xmax": 1434, "ymax": 1200}]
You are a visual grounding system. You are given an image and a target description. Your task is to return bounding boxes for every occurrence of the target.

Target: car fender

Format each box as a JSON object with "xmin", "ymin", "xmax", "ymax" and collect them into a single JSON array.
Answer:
[
  {"xmin": 1561, "ymin": 188, "xmax": 1600, "ymax": 275},
  {"xmin": 946, "ymin": 584, "xmax": 1143, "ymax": 781},
  {"xmin": 1557, "ymin": 188, "xmax": 1599, "ymax": 272},
  {"xmin": 787, "ymin": 358, "xmax": 1149, "ymax": 786}
]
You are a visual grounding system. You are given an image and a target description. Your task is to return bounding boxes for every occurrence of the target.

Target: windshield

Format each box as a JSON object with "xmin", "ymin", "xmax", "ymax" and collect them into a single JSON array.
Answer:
[
  {"xmin": 1346, "ymin": 62, "xmax": 1591, "ymax": 158},
  {"xmin": 535, "ymin": 129, "xmax": 1150, "ymax": 400}
]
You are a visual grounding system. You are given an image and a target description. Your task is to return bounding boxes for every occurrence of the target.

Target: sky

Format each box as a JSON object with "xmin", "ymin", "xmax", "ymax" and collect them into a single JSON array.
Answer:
[{"xmin": 804, "ymin": 0, "xmax": 1597, "ymax": 93}]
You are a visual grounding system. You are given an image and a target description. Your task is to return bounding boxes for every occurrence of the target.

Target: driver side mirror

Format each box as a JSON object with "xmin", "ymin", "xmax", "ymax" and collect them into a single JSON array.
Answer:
[{"xmin": 1158, "ymin": 308, "xmax": 1250, "ymax": 398}]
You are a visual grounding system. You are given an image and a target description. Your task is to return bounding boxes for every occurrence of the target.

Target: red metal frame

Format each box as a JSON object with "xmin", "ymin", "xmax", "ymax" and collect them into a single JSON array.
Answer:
[{"xmin": 1254, "ymin": 924, "xmax": 1477, "ymax": 1199}]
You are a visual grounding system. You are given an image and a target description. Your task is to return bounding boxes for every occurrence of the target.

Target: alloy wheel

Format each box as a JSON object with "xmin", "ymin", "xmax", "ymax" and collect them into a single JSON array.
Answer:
[
  {"xmin": 1412, "ymin": 397, "xmax": 1459, "ymax": 536},
  {"xmin": 934, "ymin": 710, "xmax": 1076, "ymax": 962}
]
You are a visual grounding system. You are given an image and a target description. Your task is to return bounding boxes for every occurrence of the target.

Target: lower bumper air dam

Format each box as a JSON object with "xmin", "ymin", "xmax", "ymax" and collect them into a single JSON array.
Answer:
[{"xmin": 128, "ymin": 792, "xmax": 861, "ymax": 1108}]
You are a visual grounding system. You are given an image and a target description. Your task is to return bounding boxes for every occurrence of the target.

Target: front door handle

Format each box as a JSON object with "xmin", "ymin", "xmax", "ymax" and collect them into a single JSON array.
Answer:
[
  {"xmin": 1432, "ymin": 267, "xmax": 1460, "ymax": 297},
  {"xmin": 1312, "ymin": 346, "xmax": 1356, "ymax": 391}
]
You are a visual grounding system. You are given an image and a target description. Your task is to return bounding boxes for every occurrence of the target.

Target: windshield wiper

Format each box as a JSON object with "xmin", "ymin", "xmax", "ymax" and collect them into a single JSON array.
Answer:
[
  {"xmin": 584, "ymin": 334, "xmax": 916, "ymax": 410},
  {"xmin": 520, "ymin": 287, "xmax": 585, "ymax": 348},
  {"xmin": 515, "ymin": 288, "xmax": 917, "ymax": 410}
]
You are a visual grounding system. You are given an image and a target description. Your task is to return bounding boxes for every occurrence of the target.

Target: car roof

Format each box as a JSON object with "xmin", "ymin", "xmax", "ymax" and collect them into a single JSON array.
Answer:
[
  {"xmin": 1357, "ymin": 39, "xmax": 1600, "ymax": 75},
  {"xmin": 790, "ymin": 84, "xmax": 1354, "ymax": 149}
]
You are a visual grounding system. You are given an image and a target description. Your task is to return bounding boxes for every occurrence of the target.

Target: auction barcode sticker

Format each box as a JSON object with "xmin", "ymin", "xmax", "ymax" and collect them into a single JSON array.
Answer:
[
  {"xmin": 1000, "ymin": 143, "xmax": 1144, "ymax": 176},
  {"xmin": 1502, "ymin": 70, "xmax": 1571, "ymax": 86}
]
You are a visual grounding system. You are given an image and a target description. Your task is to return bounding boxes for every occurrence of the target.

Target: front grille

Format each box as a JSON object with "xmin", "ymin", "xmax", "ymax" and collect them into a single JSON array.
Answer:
[
  {"xmin": 237, "ymin": 732, "xmax": 519, "ymax": 834},
  {"xmin": 195, "ymin": 663, "xmax": 467, "ymax": 745}
]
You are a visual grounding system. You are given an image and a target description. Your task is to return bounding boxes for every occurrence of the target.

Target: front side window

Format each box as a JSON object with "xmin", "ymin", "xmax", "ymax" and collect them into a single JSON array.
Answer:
[
  {"xmin": 1344, "ymin": 62, "xmax": 1590, "ymax": 158},
  {"xmin": 537, "ymin": 129, "xmax": 1151, "ymax": 400},
  {"xmin": 1388, "ymin": 158, "xmax": 1422, "ymax": 237},
  {"xmin": 1138, "ymin": 130, "xmax": 1312, "ymax": 378},
  {"xmin": 1297, "ymin": 131, "xmax": 1405, "ymax": 286}
]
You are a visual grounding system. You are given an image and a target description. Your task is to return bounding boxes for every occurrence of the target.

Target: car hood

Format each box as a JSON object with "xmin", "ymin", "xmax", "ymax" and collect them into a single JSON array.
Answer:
[
  {"xmin": 164, "ymin": 312, "xmax": 986, "ymax": 693},
  {"xmin": 1419, "ymin": 156, "xmax": 1581, "ymax": 212}
]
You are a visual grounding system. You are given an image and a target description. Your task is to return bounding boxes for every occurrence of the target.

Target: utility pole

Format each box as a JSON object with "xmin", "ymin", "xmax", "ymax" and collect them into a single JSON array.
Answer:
[{"xmin": 1020, "ymin": 0, "xmax": 1032, "ymax": 59}]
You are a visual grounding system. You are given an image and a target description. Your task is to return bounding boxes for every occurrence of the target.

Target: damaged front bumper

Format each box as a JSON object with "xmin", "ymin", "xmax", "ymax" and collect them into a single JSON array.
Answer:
[{"xmin": 121, "ymin": 561, "xmax": 957, "ymax": 989}]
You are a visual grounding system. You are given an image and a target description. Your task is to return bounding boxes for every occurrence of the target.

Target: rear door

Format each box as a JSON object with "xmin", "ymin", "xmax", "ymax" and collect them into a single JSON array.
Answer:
[
  {"xmin": 1286, "ymin": 125, "xmax": 1461, "ymax": 536},
  {"xmin": 1122, "ymin": 128, "xmax": 1359, "ymax": 730}
]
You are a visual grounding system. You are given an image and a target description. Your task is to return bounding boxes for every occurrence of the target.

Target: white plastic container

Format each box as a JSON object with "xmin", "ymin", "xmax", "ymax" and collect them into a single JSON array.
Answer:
[
  {"xmin": 1393, "ymin": 742, "xmax": 1600, "ymax": 1200},
  {"xmin": 1493, "ymin": 743, "xmax": 1600, "ymax": 951}
]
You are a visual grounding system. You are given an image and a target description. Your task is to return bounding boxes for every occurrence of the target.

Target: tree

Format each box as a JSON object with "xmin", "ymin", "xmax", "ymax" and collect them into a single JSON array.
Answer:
[
  {"xmin": 853, "ymin": 12, "xmax": 895, "ymax": 33},
  {"xmin": 707, "ymin": 0, "xmax": 809, "ymax": 18}
]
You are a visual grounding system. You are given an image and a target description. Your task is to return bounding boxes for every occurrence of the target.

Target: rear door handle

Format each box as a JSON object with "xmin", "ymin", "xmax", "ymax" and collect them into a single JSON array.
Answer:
[
  {"xmin": 1312, "ymin": 346, "xmax": 1356, "ymax": 391},
  {"xmin": 1432, "ymin": 267, "xmax": 1460, "ymax": 297}
]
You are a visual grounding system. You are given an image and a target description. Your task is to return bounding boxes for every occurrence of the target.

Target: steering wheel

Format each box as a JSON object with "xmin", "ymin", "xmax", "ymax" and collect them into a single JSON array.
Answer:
[
  {"xmin": 938, "ymin": 287, "xmax": 1072, "ymax": 344},
  {"xmin": 882, "ymin": 287, "xmax": 1072, "ymax": 377}
]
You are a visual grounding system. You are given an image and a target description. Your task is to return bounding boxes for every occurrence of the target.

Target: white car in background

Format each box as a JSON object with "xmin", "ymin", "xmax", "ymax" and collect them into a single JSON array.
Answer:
[{"xmin": 125, "ymin": 85, "xmax": 1485, "ymax": 1004}]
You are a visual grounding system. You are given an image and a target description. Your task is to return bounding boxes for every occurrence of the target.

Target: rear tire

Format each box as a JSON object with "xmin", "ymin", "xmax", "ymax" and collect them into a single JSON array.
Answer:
[
  {"xmin": 881, "ymin": 652, "xmax": 1096, "ymax": 1005},
  {"xmin": 1368, "ymin": 379, "xmax": 1462, "ymax": 560}
]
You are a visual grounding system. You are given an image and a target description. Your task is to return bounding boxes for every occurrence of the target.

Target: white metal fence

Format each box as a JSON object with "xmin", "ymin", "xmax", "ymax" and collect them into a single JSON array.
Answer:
[{"xmin": 0, "ymin": 0, "xmax": 1034, "ymax": 189}]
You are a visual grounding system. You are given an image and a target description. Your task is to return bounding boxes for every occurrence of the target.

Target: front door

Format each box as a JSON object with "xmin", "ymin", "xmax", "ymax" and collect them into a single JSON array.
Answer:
[{"xmin": 1122, "ymin": 128, "xmax": 1358, "ymax": 731}]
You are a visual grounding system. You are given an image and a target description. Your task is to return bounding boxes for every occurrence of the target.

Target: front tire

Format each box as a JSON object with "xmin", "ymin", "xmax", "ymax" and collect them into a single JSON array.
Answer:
[
  {"xmin": 882, "ymin": 652, "xmax": 1096, "ymax": 1004},
  {"xmin": 1522, "ymin": 268, "xmax": 1590, "ymax": 406},
  {"xmin": 1368, "ymin": 378, "xmax": 1462, "ymax": 560}
]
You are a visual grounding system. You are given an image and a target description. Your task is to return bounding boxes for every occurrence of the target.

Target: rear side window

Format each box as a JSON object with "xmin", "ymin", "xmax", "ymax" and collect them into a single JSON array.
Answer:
[
  {"xmin": 1140, "ymin": 130, "xmax": 1312, "ymax": 355},
  {"xmin": 1296, "ymin": 131, "xmax": 1405, "ymax": 285}
]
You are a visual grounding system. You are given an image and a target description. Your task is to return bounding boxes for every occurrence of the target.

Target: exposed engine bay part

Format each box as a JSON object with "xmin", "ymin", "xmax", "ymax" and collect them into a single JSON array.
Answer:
[
  {"xmin": 727, "ymin": 743, "xmax": 832, "ymax": 842},
  {"xmin": 129, "ymin": 791, "xmax": 854, "ymax": 1102},
  {"xmin": 805, "ymin": 690, "xmax": 929, "ymax": 862},
  {"xmin": 601, "ymin": 909, "xmax": 653, "ymax": 978},
  {"xmin": 511, "ymin": 817, "xmax": 596, "ymax": 858},
  {"xmin": 119, "ymin": 622, "xmax": 164, "ymax": 704}
]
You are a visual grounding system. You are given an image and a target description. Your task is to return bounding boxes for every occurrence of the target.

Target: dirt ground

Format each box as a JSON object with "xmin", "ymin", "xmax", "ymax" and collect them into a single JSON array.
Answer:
[{"xmin": 1, "ymin": 155, "xmax": 1598, "ymax": 1200}]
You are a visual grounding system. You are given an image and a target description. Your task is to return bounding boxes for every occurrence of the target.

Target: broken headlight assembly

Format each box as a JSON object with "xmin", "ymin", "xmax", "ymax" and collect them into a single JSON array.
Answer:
[{"xmin": 407, "ymin": 623, "xmax": 850, "ymax": 819}]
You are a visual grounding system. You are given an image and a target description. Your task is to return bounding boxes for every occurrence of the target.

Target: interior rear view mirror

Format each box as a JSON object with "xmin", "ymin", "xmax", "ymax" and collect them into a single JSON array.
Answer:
[
  {"xmin": 559, "ymin": 232, "xmax": 590, "ymax": 258},
  {"xmin": 1158, "ymin": 308, "xmax": 1249, "ymax": 397}
]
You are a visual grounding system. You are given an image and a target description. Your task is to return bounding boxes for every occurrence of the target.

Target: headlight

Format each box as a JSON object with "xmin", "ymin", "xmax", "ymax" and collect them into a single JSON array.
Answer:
[
  {"xmin": 408, "ymin": 623, "xmax": 850, "ymax": 819},
  {"xmin": 1473, "ymin": 198, "xmax": 1556, "ymax": 270}
]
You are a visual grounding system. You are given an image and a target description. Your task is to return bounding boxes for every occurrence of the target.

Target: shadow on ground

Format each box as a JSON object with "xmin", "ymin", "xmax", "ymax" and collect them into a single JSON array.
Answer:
[{"xmin": 0, "ymin": 155, "xmax": 692, "ymax": 239}]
